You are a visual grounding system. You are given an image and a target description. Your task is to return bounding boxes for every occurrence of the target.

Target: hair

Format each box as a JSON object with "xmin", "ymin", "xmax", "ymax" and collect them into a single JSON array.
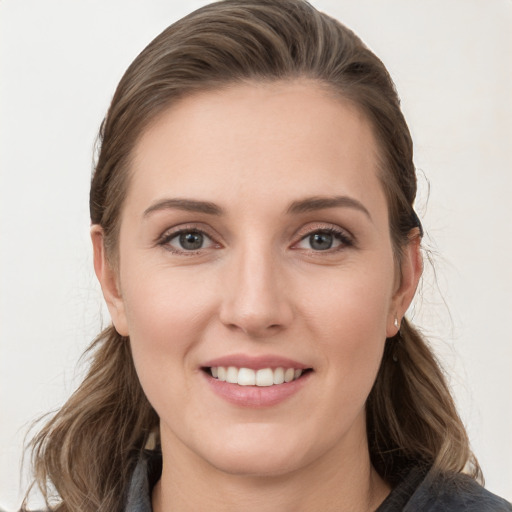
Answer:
[{"xmin": 24, "ymin": 1, "xmax": 481, "ymax": 510}]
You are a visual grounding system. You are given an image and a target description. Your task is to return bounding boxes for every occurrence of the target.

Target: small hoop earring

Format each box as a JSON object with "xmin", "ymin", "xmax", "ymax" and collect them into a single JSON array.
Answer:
[{"xmin": 394, "ymin": 317, "xmax": 400, "ymax": 329}]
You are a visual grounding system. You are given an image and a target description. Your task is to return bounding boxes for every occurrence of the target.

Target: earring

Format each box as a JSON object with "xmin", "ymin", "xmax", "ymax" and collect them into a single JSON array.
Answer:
[{"xmin": 392, "ymin": 316, "xmax": 401, "ymax": 363}]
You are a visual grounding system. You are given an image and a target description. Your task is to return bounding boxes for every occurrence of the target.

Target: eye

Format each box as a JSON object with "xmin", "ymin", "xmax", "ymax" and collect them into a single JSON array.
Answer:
[
  {"xmin": 295, "ymin": 228, "xmax": 352, "ymax": 252},
  {"xmin": 160, "ymin": 229, "xmax": 217, "ymax": 253}
]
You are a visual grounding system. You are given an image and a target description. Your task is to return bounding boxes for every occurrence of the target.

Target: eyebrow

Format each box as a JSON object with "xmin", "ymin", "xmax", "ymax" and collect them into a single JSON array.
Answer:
[
  {"xmin": 142, "ymin": 195, "xmax": 371, "ymax": 220},
  {"xmin": 143, "ymin": 198, "xmax": 224, "ymax": 217},
  {"xmin": 286, "ymin": 195, "xmax": 372, "ymax": 220}
]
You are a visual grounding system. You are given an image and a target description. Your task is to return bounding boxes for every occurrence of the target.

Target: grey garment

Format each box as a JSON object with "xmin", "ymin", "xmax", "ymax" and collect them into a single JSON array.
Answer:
[
  {"xmin": 376, "ymin": 465, "xmax": 512, "ymax": 512},
  {"xmin": 124, "ymin": 452, "xmax": 512, "ymax": 512},
  {"xmin": 124, "ymin": 455, "xmax": 153, "ymax": 512},
  {"xmin": 125, "ymin": 451, "xmax": 162, "ymax": 512}
]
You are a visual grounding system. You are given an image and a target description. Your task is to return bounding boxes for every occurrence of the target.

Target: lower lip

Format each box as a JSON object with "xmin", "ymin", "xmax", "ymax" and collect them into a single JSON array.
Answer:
[{"xmin": 203, "ymin": 371, "xmax": 312, "ymax": 408}]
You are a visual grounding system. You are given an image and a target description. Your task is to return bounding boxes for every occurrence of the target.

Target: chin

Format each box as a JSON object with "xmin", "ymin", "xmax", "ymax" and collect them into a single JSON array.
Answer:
[
  {"xmin": 207, "ymin": 449, "xmax": 303, "ymax": 478},
  {"xmin": 195, "ymin": 428, "xmax": 316, "ymax": 478}
]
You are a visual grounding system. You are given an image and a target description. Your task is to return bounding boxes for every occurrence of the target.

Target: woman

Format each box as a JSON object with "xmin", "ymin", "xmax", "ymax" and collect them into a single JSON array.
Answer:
[{"xmin": 22, "ymin": 1, "xmax": 512, "ymax": 511}]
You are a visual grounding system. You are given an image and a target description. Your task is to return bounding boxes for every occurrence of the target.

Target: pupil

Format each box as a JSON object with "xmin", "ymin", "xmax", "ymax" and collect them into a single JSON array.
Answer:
[
  {"xmin": 179, "ymin": 232, "xmax": 203, "ymax": 250},
  {"xmin": 310, "ymin": 232, "xmax": 333, "ymax": 250}
]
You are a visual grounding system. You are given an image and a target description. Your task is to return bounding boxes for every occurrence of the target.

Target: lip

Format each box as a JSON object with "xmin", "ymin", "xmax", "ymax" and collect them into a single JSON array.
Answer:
[
  {"xmin": 202, "ymin": 353, "xmax": 310, "ymax": 370},
  {"xmin": 202, "ymin": 369, "xmax": 312, "ymax": 408},
  {"xmin": 200, "ymin": 353, "xmax": 313, "ymax": 408}
]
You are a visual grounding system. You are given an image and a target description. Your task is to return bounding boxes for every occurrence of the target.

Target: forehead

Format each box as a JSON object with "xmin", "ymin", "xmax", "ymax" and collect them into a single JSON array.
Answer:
[{"xmin": 128, "ymin": 80, "xmax": 385, "ymax": 216}]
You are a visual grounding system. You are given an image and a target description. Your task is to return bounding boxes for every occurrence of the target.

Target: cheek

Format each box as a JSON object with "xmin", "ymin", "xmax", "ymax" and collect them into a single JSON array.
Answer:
[
  {"xmin": 118, "ymin": 268, "xmax": 220, "ymax": 431},
  {"xmin": 303, "ymin": 263, "xmax": 394, "ymax": 399},
  {"xmin": 305, "ymin": 263, "xmax": 394, "ymax": 343},
  {"xmin": 119, "ymin": 264, "xmax": 218, "ymax": 376}
]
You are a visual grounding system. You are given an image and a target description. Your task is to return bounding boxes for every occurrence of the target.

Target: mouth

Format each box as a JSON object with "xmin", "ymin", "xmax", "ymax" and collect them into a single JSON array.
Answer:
[
  {"xmin": 202, "ymin": 366, "xmax": 313, "ymax": 387},
  {"xmin": 200, "ymin": 355, "xmax": 313, "ymax": 406}
]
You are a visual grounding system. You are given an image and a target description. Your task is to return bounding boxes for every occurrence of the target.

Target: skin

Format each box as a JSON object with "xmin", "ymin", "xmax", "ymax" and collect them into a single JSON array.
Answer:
[{"xmin": 92, "ymin": 80, "xmax": 422, "ymax": 512}]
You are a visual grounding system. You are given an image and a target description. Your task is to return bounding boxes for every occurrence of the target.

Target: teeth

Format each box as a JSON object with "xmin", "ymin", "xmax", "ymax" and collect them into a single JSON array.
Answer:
[
  {"xmin": 256, "ymin": 368, "xmax": 273, "ymax": 386},
  {"xmin": 284, "ymin": 368, "xmax": 295, "ymax": 382},
  {"xmin": 238, "ymin": 367, "xmax": 256, "ymax": 386},
  {"xmin": 217, "ymin": 366, "xmax": 226, "ymax": 381},
  {"xmin": 273, "ymin": 367, "xmax": 285, "ymax": 385},
  {"xmin": 226, "ymin": 366, "xmax": 238, "ymax": 384},
  {"xmin": 210, "ymin": 366, "xmax": 305, "ymax": 386}
]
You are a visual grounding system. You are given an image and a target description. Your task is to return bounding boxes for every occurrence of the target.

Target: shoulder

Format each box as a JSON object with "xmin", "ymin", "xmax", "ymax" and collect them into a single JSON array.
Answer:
[{"xmin": 406, "ymin": 470, "xmax": 512, "ymax": 512}]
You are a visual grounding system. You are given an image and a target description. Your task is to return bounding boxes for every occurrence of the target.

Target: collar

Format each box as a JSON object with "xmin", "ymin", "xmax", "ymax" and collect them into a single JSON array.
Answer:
[{"xmin": 125, "ymin": 450, "xmax": 162, "ymax": 512}]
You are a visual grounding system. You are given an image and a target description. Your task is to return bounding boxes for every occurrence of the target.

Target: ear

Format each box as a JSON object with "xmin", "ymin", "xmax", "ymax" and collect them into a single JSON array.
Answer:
[
  {"xmin": 91, "ymin": 225, "xmax": 129, "ymax": 336},
  {"xmin": 386, "ymin": 230, "xmax": 423, "ymax": 337}
]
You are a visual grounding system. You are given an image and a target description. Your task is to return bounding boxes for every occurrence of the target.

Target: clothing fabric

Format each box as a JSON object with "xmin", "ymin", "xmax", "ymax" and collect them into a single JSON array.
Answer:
[
  {"xmin": 124, "ymin": 451, "xmax": 512, "ymax": 511},
  {"xmin": 375, "ymin": 464, "xmax": 512, "ymax": 511}
]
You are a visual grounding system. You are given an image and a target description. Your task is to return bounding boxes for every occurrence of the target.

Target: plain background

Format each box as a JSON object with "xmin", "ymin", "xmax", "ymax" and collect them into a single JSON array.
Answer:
[{"xmin": 1, "ymin": 0, "xmax": 511, "ymax": 509}]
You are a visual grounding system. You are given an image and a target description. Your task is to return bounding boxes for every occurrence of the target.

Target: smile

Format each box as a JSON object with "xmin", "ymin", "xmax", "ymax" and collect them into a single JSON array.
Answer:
[
  {"xmin": 201, "ymin": 355, "xmax": 313, "ymax": 406},
  {"xmin": 208, "ymin": 366, "xmax": 306, "ymax": 386}
]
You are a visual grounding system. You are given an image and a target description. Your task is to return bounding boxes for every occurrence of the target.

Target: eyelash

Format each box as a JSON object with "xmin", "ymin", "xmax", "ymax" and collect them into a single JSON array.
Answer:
[
  {"xmin": 157, "ymin": 225, "xmax": 219, "ymax": 255},
  {"xmin": 293, "ymin": 226, "xmax": 354, "ymax": 253},
  {"xmin": 157, "ymin": 224, "xmax": 354, "ymax": 255}
]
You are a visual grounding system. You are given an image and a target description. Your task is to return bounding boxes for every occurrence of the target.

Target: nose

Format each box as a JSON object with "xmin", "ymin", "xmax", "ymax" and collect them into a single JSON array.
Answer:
[{"xmin": 219, "ymin": 245, "xmax": 294, "ymax": 338}]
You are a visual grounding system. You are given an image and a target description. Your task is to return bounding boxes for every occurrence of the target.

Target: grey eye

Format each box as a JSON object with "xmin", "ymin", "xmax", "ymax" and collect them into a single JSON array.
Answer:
[
  {"xmin": 295, "ymin": 228, "xmax": 350, "ymax": 252},
  {"xmin": 309, "ymin": 232, "xmax": 333, "ymax": 251},
  {"xmin": 162, "ymin": 228, "xmax": 217, "ymax": 253},
  {"xmin": 178, "ymin": 232, "xmax": 204, "ymax": 250}
]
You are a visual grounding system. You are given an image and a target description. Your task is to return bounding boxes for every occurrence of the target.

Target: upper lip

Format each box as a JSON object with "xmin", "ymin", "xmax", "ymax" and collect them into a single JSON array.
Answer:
[{"xmin": 202, "ymin": 354, "xmax": 311, "ymax": 370}]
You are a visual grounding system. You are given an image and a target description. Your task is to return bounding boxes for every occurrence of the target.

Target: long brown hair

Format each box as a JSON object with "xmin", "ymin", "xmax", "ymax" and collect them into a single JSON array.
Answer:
[{"xmin": 24, "ymin": 1, "xmax": 480, "ymax": 510}]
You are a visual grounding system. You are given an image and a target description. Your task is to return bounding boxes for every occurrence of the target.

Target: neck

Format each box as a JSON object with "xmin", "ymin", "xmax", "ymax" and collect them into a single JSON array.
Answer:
[{"xmin": 152, "ymin": 431, "xmax": 390, "ymax": 512}]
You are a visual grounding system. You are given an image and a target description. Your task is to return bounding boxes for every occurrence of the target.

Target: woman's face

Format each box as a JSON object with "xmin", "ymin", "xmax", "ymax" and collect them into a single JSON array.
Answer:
[{"xmin": 95, "ymin": 81, "xmax": 418, "ymax": 477}]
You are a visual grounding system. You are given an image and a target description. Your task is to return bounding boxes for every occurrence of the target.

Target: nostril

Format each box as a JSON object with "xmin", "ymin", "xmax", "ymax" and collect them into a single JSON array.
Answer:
[{"xmin": 222, "ymin": 318, "xmax": 285, "ymax": 337}]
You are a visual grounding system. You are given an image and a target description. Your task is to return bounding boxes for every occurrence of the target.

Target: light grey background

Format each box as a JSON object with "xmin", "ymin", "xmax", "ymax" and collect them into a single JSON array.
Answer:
[{"xmin": 1, "ymin": 0, "xmax": 511, "ymax": 509}]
